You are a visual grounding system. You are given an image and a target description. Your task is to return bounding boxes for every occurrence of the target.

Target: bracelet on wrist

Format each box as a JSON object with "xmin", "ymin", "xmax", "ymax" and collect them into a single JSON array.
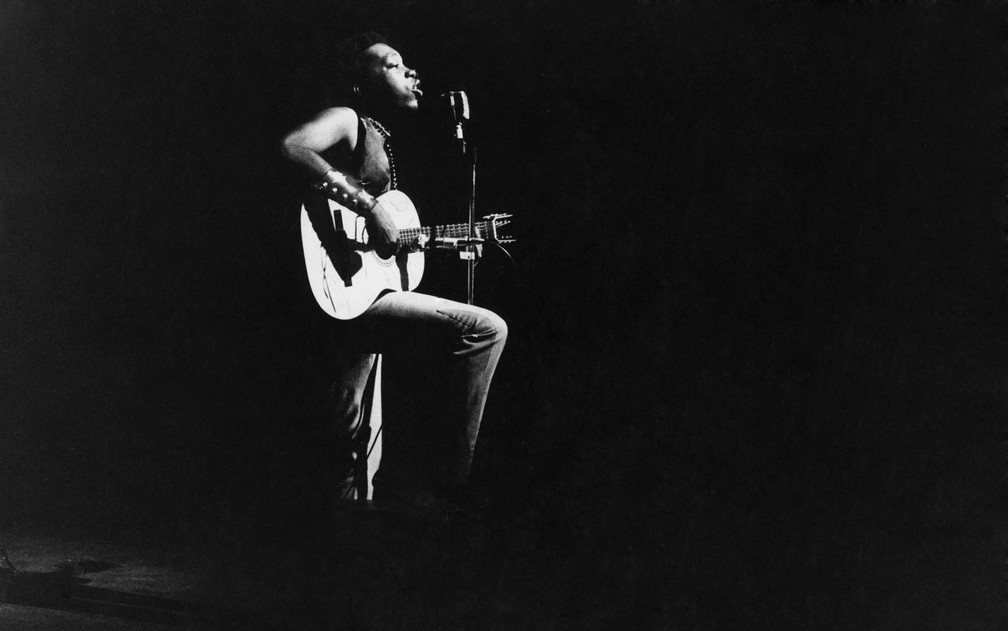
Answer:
[
  {"xmin": 313, "ymin": 169, "xmax": 343, "ymax": 190},
  {"xmin": 314, "ymin": 170, "xmax": 378, "ymax": 215}
]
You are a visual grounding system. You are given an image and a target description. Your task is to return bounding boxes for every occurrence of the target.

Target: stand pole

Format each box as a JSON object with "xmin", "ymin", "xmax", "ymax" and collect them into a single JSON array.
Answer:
[{"xmin": 466, "ymin": 147, "xmax": 477, "ymax": 305}]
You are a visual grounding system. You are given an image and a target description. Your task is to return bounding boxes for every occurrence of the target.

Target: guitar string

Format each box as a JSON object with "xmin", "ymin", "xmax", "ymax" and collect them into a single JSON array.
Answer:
[{"xmin": 396, "ymin": 222, "xmax": 495, "ymax": 245}]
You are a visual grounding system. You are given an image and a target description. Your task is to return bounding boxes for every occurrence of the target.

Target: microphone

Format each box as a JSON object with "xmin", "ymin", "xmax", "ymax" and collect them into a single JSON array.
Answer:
[
  {"xmin": 448, "ymin": 91, "xmax": 469, "ymax": 123},
  {"xmin": 442, "ymin": 91, "xmax": 469, "ymax": 143}
]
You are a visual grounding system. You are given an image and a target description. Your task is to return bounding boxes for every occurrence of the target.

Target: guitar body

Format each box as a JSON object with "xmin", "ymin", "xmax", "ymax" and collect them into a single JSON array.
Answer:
[{"xmin": 301, "ymin": 190, "xmax": 425, "ymax": 320}]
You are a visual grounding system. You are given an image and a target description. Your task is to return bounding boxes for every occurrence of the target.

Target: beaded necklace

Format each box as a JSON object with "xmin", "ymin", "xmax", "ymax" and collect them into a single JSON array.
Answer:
[{"xmin": 365, "ymin": 117, "xmax": 397, "ymax": 191}]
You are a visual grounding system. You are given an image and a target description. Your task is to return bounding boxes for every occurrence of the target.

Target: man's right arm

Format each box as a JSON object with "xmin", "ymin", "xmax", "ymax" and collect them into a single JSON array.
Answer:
[
  {"xmin": 280, "ymin": 107, "xmax": 357, "ymax": 179},
  {"xmin": 280, "ymin": 107, "xmax": 399, "ymax": 255}
]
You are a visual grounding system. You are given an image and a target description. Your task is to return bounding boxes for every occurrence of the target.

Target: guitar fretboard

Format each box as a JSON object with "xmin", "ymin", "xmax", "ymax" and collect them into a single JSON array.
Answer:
[{"xmin": 397, "ymin": 221, "xmax": 496, "ymax": 247}]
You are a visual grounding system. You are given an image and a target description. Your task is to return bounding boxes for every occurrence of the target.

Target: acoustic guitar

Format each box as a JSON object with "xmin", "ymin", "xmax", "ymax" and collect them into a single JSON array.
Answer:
[{"xmin": 301, "ymin": 189, "xmax": 512, "ymax": 320}]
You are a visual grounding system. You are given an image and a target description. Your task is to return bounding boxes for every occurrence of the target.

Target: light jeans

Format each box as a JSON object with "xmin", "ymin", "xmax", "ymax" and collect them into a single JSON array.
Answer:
[{"xmin": 323, "ymin": 290, "xmax": 507, "ymax": 493}]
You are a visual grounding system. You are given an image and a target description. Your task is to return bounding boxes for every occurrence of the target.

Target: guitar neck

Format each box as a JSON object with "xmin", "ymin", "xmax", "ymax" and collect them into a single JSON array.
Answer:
[{"xmin": 397, "ymin": 220, "xmax": 494, "ymax": 247}]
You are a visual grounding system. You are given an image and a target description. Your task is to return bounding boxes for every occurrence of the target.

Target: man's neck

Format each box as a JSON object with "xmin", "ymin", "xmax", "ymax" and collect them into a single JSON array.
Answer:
[{"xmin": 360, "ymin": 105, "xmax": 412, "ymax": 136}]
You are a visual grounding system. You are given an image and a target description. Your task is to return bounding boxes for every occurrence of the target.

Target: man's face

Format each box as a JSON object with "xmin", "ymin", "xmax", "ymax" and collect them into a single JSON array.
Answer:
[{"xmin": 361, "ymin": 43, "xmax": 422, "ymax": 111}]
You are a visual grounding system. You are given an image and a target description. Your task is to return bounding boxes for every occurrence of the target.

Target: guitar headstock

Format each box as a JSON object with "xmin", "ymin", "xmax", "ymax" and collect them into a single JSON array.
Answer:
[{"xmin": 482, "ymin": 213, "xmax": 515, "ymax": 244}]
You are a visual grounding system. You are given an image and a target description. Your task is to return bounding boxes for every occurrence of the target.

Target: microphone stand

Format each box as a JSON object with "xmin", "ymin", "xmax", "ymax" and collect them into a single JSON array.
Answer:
[
  {"xmin": 439, "ymin": 92, "xmax": 513, "ymax": 306},
  {"xmin": 465, "ymin": 146, "xmax": 476, "ymax": 305},
  {"xmin": 449, "ymin": 93, "xmax": 477, "ymax": 305}
]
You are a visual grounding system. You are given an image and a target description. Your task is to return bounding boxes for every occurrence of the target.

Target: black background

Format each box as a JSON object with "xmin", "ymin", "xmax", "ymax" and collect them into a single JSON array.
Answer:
[{"xmin": 1, "ymin": 2, "xmax": 1005, "ymax": 628}]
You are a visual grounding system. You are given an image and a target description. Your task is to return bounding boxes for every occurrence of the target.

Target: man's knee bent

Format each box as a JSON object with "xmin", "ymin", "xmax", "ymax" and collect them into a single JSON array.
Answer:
[
  {"xmin": 468, "ymin": 309, "xmax": 507, "ymax": 347},
  {"xmin": 485, "ymin": 311, "xmax": 507, "ymax": 345},
  {"xmin": 438, "ymin": 305, "xmax": 508, "ymax": 344}
]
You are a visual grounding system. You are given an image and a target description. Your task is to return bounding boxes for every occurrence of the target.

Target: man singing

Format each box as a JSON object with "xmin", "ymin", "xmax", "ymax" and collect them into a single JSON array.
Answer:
[{"xmin": 280, "ymin": 32, "xmax": 507, "ymax": 513}]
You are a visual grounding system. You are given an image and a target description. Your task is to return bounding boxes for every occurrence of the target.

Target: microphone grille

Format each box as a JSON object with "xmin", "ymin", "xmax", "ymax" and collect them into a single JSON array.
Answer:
[{"xmin": 450, "ymin": 91, "xmax": 470, "ymax": 121}]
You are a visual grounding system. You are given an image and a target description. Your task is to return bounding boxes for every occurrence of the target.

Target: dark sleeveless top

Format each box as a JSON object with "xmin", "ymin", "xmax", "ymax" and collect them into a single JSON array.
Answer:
[{"xmin": 317, "ymin": 115, "xmax": 392, "ymax": 197}]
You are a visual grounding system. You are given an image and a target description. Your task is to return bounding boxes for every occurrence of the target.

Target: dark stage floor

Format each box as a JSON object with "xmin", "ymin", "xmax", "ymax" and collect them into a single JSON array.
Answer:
[
  {"xmin": 0, "ymin": 505, "xmax": 599, "ymax": 631},
  {"xmin": 2, "ymin": 471, "xmax": 1003, "ymax": 631}
]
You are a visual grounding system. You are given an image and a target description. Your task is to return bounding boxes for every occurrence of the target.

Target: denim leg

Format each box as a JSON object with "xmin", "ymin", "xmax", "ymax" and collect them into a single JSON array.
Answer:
[
  {"xmin": 323, "ymin": 350, "xmax": 376, "ymax": 500},
  {"xmin": 325, "ymin": 351, "xmax": 377, "ymax": 439},
  {"xmin": 350, "ymin": 291, "xmax": 508, "ymax": 486}
]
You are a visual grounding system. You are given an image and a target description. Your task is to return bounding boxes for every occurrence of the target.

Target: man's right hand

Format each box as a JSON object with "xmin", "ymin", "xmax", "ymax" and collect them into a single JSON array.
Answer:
[{"xmin": 366, "ymin": 202, "xmax": 400, "ymax": 259}]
